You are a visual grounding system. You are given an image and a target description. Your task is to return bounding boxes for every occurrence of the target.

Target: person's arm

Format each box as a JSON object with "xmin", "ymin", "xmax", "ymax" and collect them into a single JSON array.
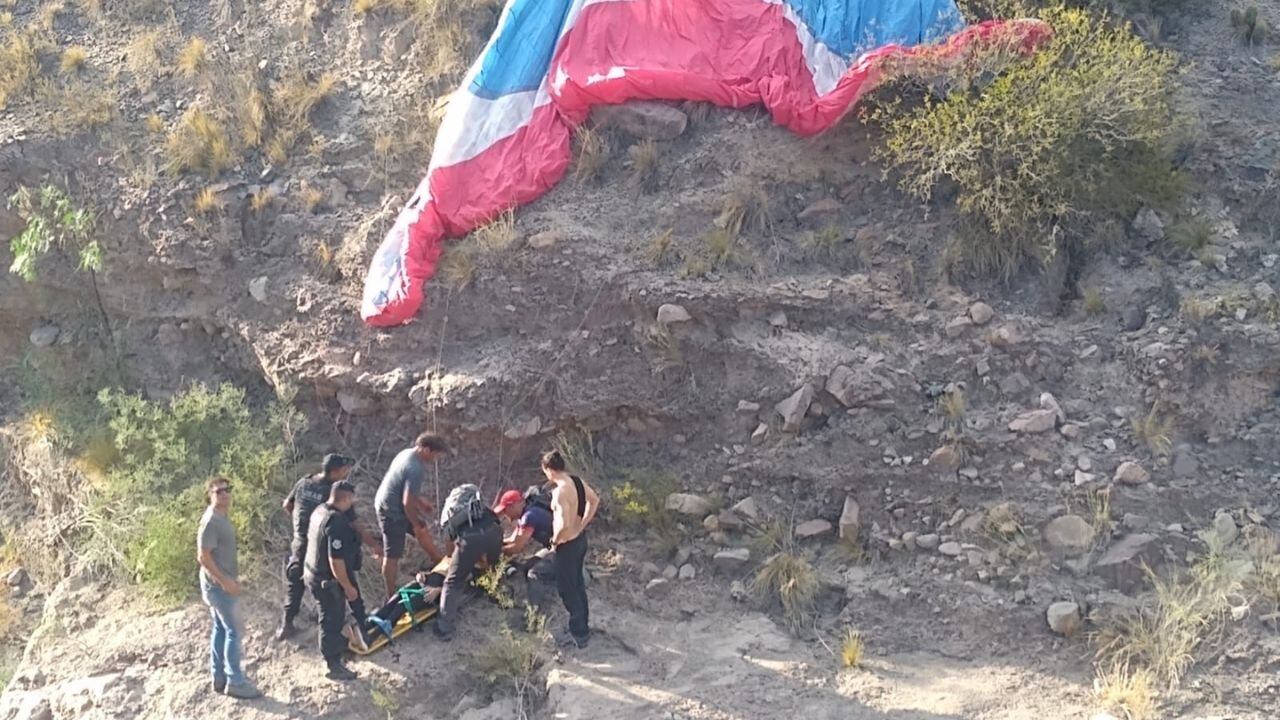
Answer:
[
  {"xmin": 353, "ymin": 519, "xmax": 382, "ymax": 559},
  {"xmin": 282, "ymin": 482, "xmax": 298, "ymax": 516},
  {"xmin": 197, "ymin": 548, "xmax": 240, "ymax": 596},
  {"xmin": 581, "ymin": 484, "xmax": 600, "ymax": 529},
  {"xmin": 330, "ymin": 556, "xmax": 358, "ymax": 602},
  {"xmin": 502, "ymin": 526, "xmax": 533, "ymax": 556}
]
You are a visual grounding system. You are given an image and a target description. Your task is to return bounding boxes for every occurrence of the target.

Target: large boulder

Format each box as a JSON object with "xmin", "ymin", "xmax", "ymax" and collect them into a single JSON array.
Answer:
[
  {"xmin": 1009, "ymin": 409, "xmax": 1057, "ymax": 434},
  {"xmin": 656, "ymin": 303, "xmax": 692, "ymax": 325},
  {"xmin": 1113, "ymin": 461, "xmax": 1150, "ymax": 486}
]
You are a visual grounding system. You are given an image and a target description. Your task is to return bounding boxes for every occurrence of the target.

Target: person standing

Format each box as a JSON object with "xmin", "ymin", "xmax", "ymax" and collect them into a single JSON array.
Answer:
[
  {"xmin": 304, "ymin": 481, "xmax": 365, "ymax": 681},
  {"xmin": 374, "ymin": 433, "xmax": 448, "ymax": 599},
  {"xmin": 197, "ymin": 477, "xmax": 262, "ymax": 699},
  {"xmin": 541, "ymin": 451, "xmax": 599, "ymax": 649},
  {"xmin": 277, "ymin": 454, "xmax": 379, "ymax": 640},
  {"xmin": 433, "ymin": 484, "xmax": 503, "ymax": 642}
]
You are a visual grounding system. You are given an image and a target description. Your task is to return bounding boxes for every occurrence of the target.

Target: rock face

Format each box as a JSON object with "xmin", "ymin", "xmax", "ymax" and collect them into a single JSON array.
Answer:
[
  {"xmin": 825, "ymin": 365, "xmax": 894, "ymax": 409},
  {"xmin": 1113, "ymin": 461, "xmax": 1150, "ymax": 486},
  {"xmin": 838, "ymin": 496, "xmax": 860, "ymax": 541},
  {"xmin": 1044, "ymin": 515, "xmax": 1094, "ymax": 553},
  {"xmin": 775, "ymin": 384, "xmax": 816, "ymax": 433},
  {"xmin": 713, "ymin": 548, "xmax": 751, "ymax": 572},
  {"xmin": 1046, "ymin": 601, "xmax": 1082, "ymax": 636},
  {"xmin": 656, "ymin": 303, "xmax": 692, "ymax": 324},
  {"xmin": 795, "ymin": 519, "xmax": 833, "ymax": 539},
  {"xmin": 1095, "ymin": 534, "xmax": 1159, "ymax": 591},
  {"xmin": 1009, "ymin": 409, "xmax": 1057, "ymax": 434},
  {"xmin": 336, "ymin": 389, "xmax": 378, "ymax": 416},
  {"xmin": 666, "ymin": 493, "xmax": 714, "ymax": 517},
  {"xmin": 593, "ymin": 100, "xmax": 688, "ymax": 139}
]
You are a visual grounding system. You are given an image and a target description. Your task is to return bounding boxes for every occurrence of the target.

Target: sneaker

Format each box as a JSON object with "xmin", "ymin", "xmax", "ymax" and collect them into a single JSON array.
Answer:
[
  {"xmin": 368, "ymin": 616, "xmax": 393, "ymax": 639},
  {"xmin": 225, "ymin": 681, "xmax": 263, "ymax": 699},
  {"xmin": 274, "ymin": 619, "xmax": 297, "ymax": 641},
  {"xmin": 212, "ymin": 677, "xmax": 227, "ymax": 694},
  {"xmin": 325, "ymin": 662, "xmax": 358, "ymax": 681}
]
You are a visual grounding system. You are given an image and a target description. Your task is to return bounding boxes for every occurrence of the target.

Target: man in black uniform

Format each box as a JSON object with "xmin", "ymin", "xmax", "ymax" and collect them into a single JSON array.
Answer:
[
  {"xmin": 305, "ymin": 481, "xmax": 365, "ymax": 681},
  {"xmin": 278, "ymin": 454, "xmax": 379, "ymax": 641}
]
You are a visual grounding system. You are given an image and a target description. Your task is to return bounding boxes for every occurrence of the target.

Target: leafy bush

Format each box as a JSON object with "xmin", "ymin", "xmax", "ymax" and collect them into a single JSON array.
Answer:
[
  {"xmin": 7, "ymin": 185, "xmax": 98, "ymax": 282},
  {"xmin": 872, "ymin": 5, "xmax": 1182, "ymax": 277},
  {"xmin": 62, "ymin": 383, "xmax": 306, "ymax": 602}
]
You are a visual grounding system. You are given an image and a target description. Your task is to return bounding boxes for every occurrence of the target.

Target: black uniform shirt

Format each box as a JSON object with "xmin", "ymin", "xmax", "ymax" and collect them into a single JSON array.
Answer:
[
  {"xmin": 288, "ymin": 474, "xmax": 362, "ymax": 570},
  {"xmin": 305, "ymin": 503, "xmax": 359, "ymax": 581}
]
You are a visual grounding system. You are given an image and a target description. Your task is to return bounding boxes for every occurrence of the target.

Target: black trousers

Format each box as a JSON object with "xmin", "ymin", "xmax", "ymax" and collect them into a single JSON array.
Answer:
[
  {"xmin": 283, "ymin": 549, "xmax": 305, "ymax": 622},
  {"xmin": 524, "ymin": 554, "xmax": 558, "ymax": 617},
  {"xmin": 437, "ymin": 520, "xmax": 502, "ymax": 636},
  {"xmin": 307, "ymin": 575, "xmax": 365, "ymax": 664},
  {"xmin": 554, "ymin": 533, "xmax": 589, "ymax": 640}
]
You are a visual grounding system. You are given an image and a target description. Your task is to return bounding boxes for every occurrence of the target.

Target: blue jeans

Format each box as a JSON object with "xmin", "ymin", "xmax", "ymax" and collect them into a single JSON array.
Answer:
[{"xmin": 201, "ymin": 577, "xmax": 246, "ymax": 687}]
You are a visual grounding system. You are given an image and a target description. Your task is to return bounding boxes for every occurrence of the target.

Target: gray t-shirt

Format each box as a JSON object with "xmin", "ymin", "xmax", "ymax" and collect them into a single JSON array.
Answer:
[
  {"xmin": 197, "ymin": 507, "xmax": 238, "ymax": 584},
  {"xmin": 375, "ymin": 448, "xmax": 425, "ymax": 520}
]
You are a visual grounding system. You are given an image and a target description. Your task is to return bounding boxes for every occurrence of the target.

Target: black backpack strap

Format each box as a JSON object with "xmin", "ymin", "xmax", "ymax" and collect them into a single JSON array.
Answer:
[{"xmin": 570, "ymin": 475, "xmax": 586, "ymax": 519}]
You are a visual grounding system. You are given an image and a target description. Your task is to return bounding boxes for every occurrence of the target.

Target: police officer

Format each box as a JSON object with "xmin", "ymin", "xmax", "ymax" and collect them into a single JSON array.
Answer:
[
  {"xmin": 278, "ymin": 454, "xmax": 379, "ymax": 641},
  {"xmin": 304, "ymin": 481, "xmax": 365, "ymax": 680}
]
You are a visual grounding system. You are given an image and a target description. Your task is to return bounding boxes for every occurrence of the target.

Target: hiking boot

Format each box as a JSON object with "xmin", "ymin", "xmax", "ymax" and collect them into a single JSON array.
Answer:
[
  {"xmin": 225, "ymin": 681, "xmax": 262, "ymax": 699},
  {"xmin": 212, "ymin": 676, "xmax": 227, "ymax": 695},
  {"xmin": 325, "ymin": 662, "xmax": 358, "ymax": 681},
  {"xmin": 555, "ymin": 629, "xmax": 589, "ymax": 649},
  {"xmin": 274, "ymin": 619, "xmax": 297, "ymax": 641}
]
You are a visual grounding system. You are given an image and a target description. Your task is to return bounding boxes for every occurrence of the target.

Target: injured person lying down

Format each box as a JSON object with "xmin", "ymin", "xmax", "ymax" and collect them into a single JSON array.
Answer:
[{"xmin": 346, "ymin": 565, "xmax": 446, "ymax": 654}]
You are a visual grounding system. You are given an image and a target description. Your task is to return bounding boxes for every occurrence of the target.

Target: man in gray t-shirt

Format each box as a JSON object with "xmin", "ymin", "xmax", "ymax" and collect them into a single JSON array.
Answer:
[
  {"xmin": 196, "ymin": 477, "xmax": 260, "ymax": 699},
  {"xmin": 374, "ymin": 433, "xmax": 448, "ymax": 600}
]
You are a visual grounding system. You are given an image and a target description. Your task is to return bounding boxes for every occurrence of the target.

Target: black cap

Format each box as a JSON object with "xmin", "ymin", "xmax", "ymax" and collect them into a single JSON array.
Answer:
[
  {"xmin": 331, "ymin": 480, "xmax": 356, "ymax": 495},
  {"xmin": 322, "ymin": 454, "xmax": 354, "ymax": 473}
]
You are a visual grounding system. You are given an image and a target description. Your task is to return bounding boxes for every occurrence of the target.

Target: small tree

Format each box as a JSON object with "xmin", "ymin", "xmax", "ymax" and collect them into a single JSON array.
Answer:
[{"xmin": 7, "ymin": 184, "xmax": 113, "ymax": 342}]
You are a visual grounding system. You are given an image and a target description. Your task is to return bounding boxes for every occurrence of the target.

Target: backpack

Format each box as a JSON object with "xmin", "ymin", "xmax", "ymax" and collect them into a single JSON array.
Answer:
[
  {"xmin": 440, "ymin": 484, "xmax": 486, "ymax": 538},
  {"xmin": 523, "ymin": 484, "xmax": 553, "ymax": 512}
]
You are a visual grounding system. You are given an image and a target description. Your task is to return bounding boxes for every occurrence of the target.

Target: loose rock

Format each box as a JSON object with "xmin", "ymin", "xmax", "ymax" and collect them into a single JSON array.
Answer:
[
  {"xmin": 736, "ymin": 400, "xmax": 761, "ymax": 415},
  {"xmin": 678, "ymin": 563, "xmax": 696, "ymax": 581},
  {"xmin": 1043, "ymin": 515, "xmax": 1093, "ymax": 553},
  {"xmin": 938, "ymin": 541, "xmax": 963, "ymax": 557},
  {"xmin": 657, "ymin": 303, "xmax": 692, "ymax": 325},
  {"xmin": 968, "ymin": 301, "xmax": 995, "ymax": 326},
  {"xmin": 1046, "ymin": 601, "xmax": 1082, "ymax": 636},
  {"xmin": 6, "ymin": 567, "xmax": 28, "ymax": 587},
  {"xmin": 945, "ymin": 316, "xmax": 973, "ymax": 338},
  {"xmin": 644, "ymin": 578, "xmax": 672, "ymax": 598},
  {"xmin": 666, "ymin": 493, "xmax": 714, "ymax": 517},
  {"xmin": 795, "ymin": 519, "xmax": 833, "ymax": 539},
  {"xmin": 1121, "ymin": 306, "xmax": 1146, "ymax": 332},
  {"xmin": 1009, "ymin": 409, "xmax": 1057, "ymax": 434},
  {"xmin": 29, "ymin": 325, "xmax": 59, "ymax": 348},
  {"xmin": 1095, "ymin": 534, "xmax": 1159, "ymax": 591},
  {"xmin": 915, "ymin": 533, "xmax": 940, "ymax": 551},
  {"xmin": 248, "ymin": 276, "xmax": 270, "ymax": 303},
  {"xmin": 928, "ymin": 445, "xmax": 961, "ymax": 470},
  {"xmin": 775, "ymin": 384, "xmax": 816, "ymax": 434},
  {"xmin": 713, "ymin": 548, "xmax": 751, "ymax": 572},
  {"xmin": 825, "ymin": 365, "xmax": 894, "ymax": 409},
  {"xmin": 839, "ymin": 496, "xmax": 860, "ymax": 541},
  {"xmin": 1113, "ymin": 461, "xmax": 1150, "ymax": 486},
  {"xmin": 731, "ymin": 497, "xmax": 761, "ymax": 521},
  {"xmin": 593, "ymin": 100, "xmax": 688, "ymax": 140},
  {"xmin": 1209, "ymin": 511, "xmax": 1239, "ymax": 547},
  {"xmin": 336, "ymin": 389, "xmax": 379, "ymax": 416}
]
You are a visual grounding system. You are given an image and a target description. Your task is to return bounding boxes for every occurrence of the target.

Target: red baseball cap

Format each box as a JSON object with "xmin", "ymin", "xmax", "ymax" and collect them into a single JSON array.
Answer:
[{"xmin": 494, "ymin": 490, "xmax": 524, "ymax": 512}]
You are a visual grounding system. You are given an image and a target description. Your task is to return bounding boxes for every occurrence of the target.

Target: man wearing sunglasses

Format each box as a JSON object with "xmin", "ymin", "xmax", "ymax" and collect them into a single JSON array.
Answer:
[{"xmin": 197, "ymin": 477, "xmax": 262, "ymax": 699}]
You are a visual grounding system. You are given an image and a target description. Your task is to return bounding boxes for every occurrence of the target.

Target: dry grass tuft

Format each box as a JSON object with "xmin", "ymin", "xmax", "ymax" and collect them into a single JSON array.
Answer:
[
  {"xmin": 573, "ymin": 126, "xmax": 610, "ymax": 184},
  {"xmin": 250, "ymin": 187, "xmax": 276, "ymax": 213},
  {"xmin": 59, "ymin": 46, "xmax": 87, "ymax": 75},
  {"xmin": 717, "ymin": 180, "xmax": 772, "ymax": 237},
  {"xmin": 839, "ymin": 627, "xmax": 865, "ymax": 669},
  {"xmin": 272, "ymin": 69, "xmax": 336, "ymax": 132},
  {"xmin": 1130, "ymin": 404, "xmax": 1174, "ymax": 457},
  {"xmin": 473, "ymin": 209, "xmax": 518, "ymax": 254},
  {"xmin": 1083, "ymin": 287, "xmax": 1106, "ymax": 316},
  {"xmin": 193, "ymin": 187, "xmax": 223, "ymax": 215},
  {"xmin": 40, "ymin": 81, "xmax": 114, "ymax": 134},
  {"xmin": 298, "ymin": 183, "xmax": 325, "ymax": 213},
  {"xmin": 1093, "ymin": 662, "xmax": 1157, "ymax": 720},
  {"xmin": 236, "ymin": 77, "xmax": 271, "ymax": 149},
  {"xmin": 0, "ymin": 31, "xmax": 38, "ymax": 109},
  {"xmin": 165, "ymin": 108, "xmax": 234, "ymax": 176},
  {"xmin": 1180, "ymin": 295, "xmax": 1219, "ymax": 325},
  {"xmin": 438, "ymin": 244, "xmax": 477, "ymax": 290},
  {"xmin": 125, "ymin": 31, "xmax": 163, "ymax": 89},
  {"xmin": 752, "ymin": 550, "xmax": 820, "ymax": 633},
  {"xmin": 628, "ymin": 140, "xmax": 660, "ymax": 193},
  {"xmin": 177, "ymin": 37, "xmax": 207, "ymax": 78},
  {"xmin": 144, "ymin": 112, "xmax": 165, "ymax": 134},
  {"xmin": 642, "ymin": 228, "xmax": 673, "ymax": 266}
]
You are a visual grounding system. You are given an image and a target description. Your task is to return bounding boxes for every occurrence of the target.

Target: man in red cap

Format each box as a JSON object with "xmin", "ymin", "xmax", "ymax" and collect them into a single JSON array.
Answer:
[{"xmin": 495, "ymin": 486, "xmax": 556, "ymax": 617}]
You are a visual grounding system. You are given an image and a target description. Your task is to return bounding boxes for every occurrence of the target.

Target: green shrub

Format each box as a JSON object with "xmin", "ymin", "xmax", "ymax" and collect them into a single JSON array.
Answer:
[
  {"xmin": 83, "ymin": 383, "xmax": 305, "ymax": 603},
  {"xmin": 7, "ymin": 185, "xmax": 98, "ymax": 282},
  {"xmin": 872, "ymin": 5, "xmax": 1182, "ymax": 277}
]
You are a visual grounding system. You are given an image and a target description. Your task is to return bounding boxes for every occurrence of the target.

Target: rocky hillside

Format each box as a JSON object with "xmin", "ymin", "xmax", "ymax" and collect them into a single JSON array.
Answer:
[{"xmin": 2, "ymin": 0, "xmax": 1280, "ymax": 719}]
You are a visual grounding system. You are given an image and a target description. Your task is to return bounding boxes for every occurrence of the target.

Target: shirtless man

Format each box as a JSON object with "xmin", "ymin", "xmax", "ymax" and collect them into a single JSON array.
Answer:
[{"xmin": 538, "ymin": 450, "xmax": 599, "ymax": 648}]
